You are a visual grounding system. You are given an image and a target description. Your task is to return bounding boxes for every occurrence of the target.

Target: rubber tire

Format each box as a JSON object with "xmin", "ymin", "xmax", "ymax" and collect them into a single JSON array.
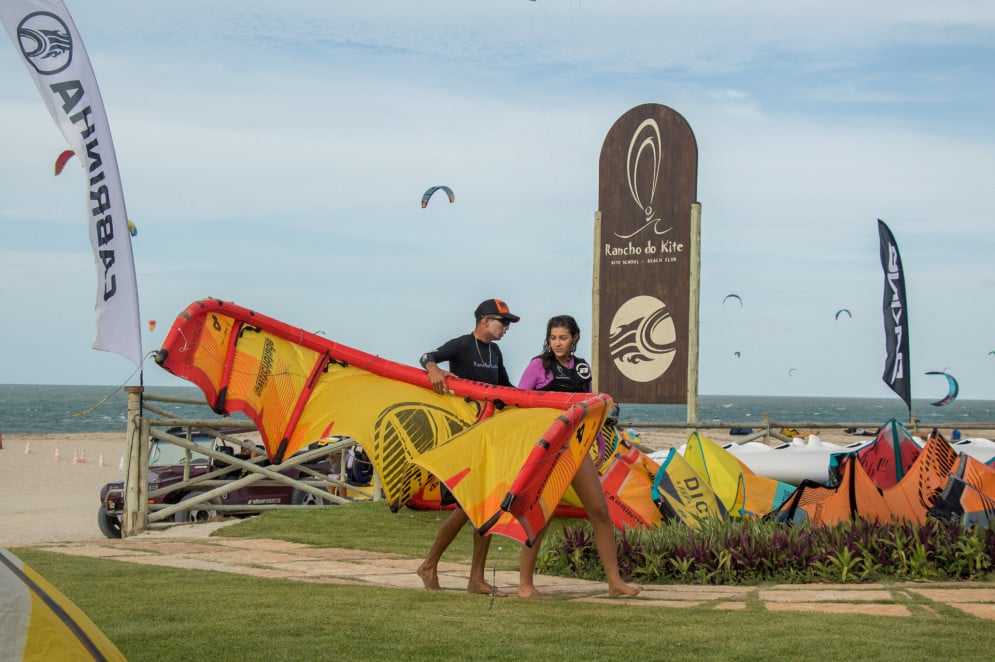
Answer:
[
  {"xmin": 97, "ymin": 507, "xmax": 122, "ymax": 539},
  {"xmin": 174, "ymin": 492, "xmax": 220, "ymax": 523},
  {"xmin": 290, "ymin": 481, "xmax": 335, "ymax": 506}
]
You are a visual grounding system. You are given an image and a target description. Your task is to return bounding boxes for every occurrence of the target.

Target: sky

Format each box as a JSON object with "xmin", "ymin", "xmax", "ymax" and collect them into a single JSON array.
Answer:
[{"xmin": 1, "ymin": 0, "xmax": 994, "ymax": 402}]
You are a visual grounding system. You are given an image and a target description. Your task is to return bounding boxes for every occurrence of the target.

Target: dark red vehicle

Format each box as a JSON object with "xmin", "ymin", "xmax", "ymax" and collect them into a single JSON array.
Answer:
[{"xmin": 98, "ymin": 428, "xmax": 342, "ymax": 538}]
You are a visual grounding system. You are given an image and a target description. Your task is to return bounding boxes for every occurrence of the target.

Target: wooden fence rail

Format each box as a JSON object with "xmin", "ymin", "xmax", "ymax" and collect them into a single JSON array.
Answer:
[{"xmin": 120, "ymin": 386, "xmax": 380, "ymax": 537}]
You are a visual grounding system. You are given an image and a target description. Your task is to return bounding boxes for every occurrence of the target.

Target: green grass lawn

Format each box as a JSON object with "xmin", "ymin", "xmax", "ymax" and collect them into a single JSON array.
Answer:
[{"xmin": 10, "ymin": 503, "xmax": 995, "ymax": 661}]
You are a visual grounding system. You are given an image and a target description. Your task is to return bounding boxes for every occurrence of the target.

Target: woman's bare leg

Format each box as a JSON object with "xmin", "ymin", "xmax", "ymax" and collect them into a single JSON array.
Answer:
[
  {"xmin": 570, "ymin": 456, "xmax": 641, "ymax": 597},
  {"xmin": 517, "ymin": 529, "xmax": 546, "ymax": 599}
]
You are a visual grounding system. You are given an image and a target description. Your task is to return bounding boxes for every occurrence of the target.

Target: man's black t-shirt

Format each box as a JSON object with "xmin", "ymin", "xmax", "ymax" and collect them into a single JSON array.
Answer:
[{"xmin": 419, "ymin": 333, "xmax": 511, "ymax": 386}]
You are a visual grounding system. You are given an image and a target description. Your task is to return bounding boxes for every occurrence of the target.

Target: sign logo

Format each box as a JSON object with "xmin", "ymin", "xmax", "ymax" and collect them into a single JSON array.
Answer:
[
  {"xmin": 609, "ymin": 295, "xmax": 677, "ymax": 382},
  {"xmin": 16, "ymin": 11, "xmax": 73, "ymax": 75},
  {"xmin": 617, "ymin": 118, "xmax": 672, "ymax": 240}
]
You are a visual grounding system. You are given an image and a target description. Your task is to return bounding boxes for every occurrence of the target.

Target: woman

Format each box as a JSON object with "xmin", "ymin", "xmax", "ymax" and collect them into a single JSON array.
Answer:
[{"xmin": 516, "ymin": 315, "xmax": 640, "ymax": 598}]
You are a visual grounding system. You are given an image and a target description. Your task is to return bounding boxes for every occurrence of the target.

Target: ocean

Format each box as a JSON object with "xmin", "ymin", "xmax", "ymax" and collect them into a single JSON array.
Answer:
[{"xmin": 2, "ymin": 384, "xmax": 994, "ymax": 435}]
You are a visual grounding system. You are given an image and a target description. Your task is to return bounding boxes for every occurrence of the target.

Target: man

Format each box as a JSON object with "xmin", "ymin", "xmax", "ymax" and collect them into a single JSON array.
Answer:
[{"xmin": 416, "ymin": 298, "xmax": 519, "ymax": 594}]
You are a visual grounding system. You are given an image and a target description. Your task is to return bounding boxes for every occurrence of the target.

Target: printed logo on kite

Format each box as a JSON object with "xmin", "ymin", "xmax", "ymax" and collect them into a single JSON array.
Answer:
[
  {"xmin": 617, "ymin": 118, "xmax": 672, "ymax": 239},
  {"xmin": 371, "ymin": 402, "xmax": 475, "ymax": 507},
  {"xmin": 15, "ymin": 11, "xmax": 73, "ymax": 75},
  {"xmin": 608, "ymin": 295, "xmax": 677, "ymax": 382}
]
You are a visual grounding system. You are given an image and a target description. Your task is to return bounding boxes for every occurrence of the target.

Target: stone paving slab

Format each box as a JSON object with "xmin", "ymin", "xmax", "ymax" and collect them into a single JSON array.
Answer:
[
  {"xmin": 948, "ymin": 603, "xmax": 995, "ymax": 619},
  {"xmin": 206, "ymin": 537, "xmax": 318, "ymax": 552},
  {"xmin": 760, "ymin": 589, "xmax": 894, "ymax": 603},
  {"xmin": 765, "ymin": 602, "xmax": 912, "ymax": 617},
  {"xmin": 905, "ymin": 588, "xmax": 995, "ymax": 603},
  {"xmin": 768, "ymin": 582, "xmax": 888, "ymax": 590},
  {"xmin": 292, "ymin": 547, "xmax": 405, "ymax": 562},
  {"xmin": 124, "ymin": 541, "xmax": 223, "ymax": 554},
  {"xmin": 268, "ymin": 559, "xmax": 398, "ymax": 577},
  {"xmin": 576, "ymin": 596, "xmax": 710, "ymax": 608},
  {"xmin": 36, "ymin": 543, "xmax": 154, "ymax": 559},
  {"xmin": 195, "ymin": 549, "xmax": 309, "ymax": 565},
  {"xmin": 641, "ymin": 586, "xmax": 752, "ymax": 601}
]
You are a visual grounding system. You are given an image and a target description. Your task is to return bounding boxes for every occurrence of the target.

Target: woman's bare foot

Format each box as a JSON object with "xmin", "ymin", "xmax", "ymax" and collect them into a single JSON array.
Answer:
[
  {"xmin": 608, "ymin": 583, "xmax": 642, "ymax": 598},
  {"xmin": 417, "ymin": 563, "xmax": 441, "ymax": 590},
  {"xmin": 467, "ymin": 579, "xmax": 507, "ymax": 597},
  {"xmin": 516, "ymin": 586, "xmax": 544, "ymax": 599}
]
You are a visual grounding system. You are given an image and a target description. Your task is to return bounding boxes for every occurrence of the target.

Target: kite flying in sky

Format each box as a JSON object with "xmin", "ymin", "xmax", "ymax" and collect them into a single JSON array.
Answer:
[
  {"xmin": 54, "ymin": 149, "xmax": 75, "ymax": 175},
  {"xmin": 722, "ymin": 293, "xmax": 742, "ymax": 307},
  {"xmin": 925, "ymin": 370, "xmax": 959, "ymax": 406},
  {"xmin": 421, "ymin": 185, "xmax": 455, "ymax": 208}
]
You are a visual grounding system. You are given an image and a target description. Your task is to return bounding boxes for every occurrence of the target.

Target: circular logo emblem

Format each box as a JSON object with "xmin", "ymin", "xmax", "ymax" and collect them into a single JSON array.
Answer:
[
  {"xmin": 608, "ymin": 295, "xmax": 677, "ymax": 382},
  {"xmin": 16, "ymin": 11, "xmax": 73, "ymax": 75},
  {"xmin": 576, "ymin": 361, "xmax": 592, "ymax": 381}
]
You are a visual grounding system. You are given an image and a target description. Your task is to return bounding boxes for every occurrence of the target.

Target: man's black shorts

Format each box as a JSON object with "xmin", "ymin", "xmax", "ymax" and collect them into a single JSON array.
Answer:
[{"xmin": 439, "ymin": 483, "xmax": 457, "ymax": 507}]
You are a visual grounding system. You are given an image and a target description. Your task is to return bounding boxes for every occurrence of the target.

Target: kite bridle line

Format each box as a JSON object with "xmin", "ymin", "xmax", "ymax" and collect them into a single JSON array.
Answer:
[
  {"xmin": 488, "ymin": 542, "xmax": 503, "ymax": 610},
  {"xmin": 71, "ymin": 349, "xmax": 157, "ymax": 417}
]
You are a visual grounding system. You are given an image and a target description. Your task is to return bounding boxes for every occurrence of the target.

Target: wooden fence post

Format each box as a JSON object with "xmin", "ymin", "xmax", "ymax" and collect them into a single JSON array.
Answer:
[
  {"xmin": 686, "ymin": 202, "xmax": 702, "ymax": 430},
  {"xmin": 122, "ymin": 386, "xmax": 144, "ymax": 537}
]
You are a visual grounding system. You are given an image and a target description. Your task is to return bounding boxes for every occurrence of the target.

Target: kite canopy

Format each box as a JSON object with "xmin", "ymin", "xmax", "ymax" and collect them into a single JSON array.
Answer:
[
  {"xmin": 53, "ymin": 149, "xmax": 75, "ymax": 175},
  {"xmin": 925, "ymin": 370, "xmax": 959, "ymax": 406},
  {"xmin": 651, "ymin": 448, "xmax": 728, "ymax": 527},
  {"xmin": 775, "ymin": 431, "xmax": 958, "ymax": 526},
  {"xmin": 682, "ymin": 433, "xmax": 795, "ymax": 518},
  {"xmin": 0, "ymin": 548, "xmax": 126, "ymax": 661},
  {"xmin": 722, "ymin": 293, "xmax": 742, "ymax": 307},
  {"xmin": 421, "ymin": 185, "xmax": 455, "ymax": 208}
]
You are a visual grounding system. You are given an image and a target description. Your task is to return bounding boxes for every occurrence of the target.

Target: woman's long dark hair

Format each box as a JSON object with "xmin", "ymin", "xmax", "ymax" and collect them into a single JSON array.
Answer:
[{"xmin": 538, "ymin": 315, "xmax": 580, "ymax": 374}]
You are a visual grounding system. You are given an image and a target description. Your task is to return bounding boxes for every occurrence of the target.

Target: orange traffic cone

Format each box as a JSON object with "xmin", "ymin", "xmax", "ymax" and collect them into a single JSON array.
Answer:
[
  {"xmin": 98, "ymin": 452, "xmax": 105, "ymax": 467},
  {"xmin": 54, "ymin": 447, "xmax": 61, "ymax": 462},
  {"xmin": 72, "ymin": 449, "xmax": 80, "ymax": 464},
  {"xmin": 80, "ymin": 449, "xmax": 87, "ymax": 464},
  {"xmin": 118, "ymin": 455, "xmax": 125, "ymax": 471},
  {"xmin": 24, "ymin": 442, "xmax": 32, "ymax": 455}
]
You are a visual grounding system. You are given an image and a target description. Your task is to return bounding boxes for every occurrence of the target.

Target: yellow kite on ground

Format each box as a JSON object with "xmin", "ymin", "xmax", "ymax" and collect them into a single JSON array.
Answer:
[
  {"xmin": 683, "ymin": 432, "xmax": 795, "ymax": 517},
  {"xmin": 0, "ymin": 548, "xmax": 125, "ymax": 661}
]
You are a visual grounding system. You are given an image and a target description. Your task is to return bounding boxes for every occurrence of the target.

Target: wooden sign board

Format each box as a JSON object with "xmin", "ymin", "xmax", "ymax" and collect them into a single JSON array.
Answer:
[{"xmin": 594, "ymin": 104, "xmax": 698, "ymax": 404}]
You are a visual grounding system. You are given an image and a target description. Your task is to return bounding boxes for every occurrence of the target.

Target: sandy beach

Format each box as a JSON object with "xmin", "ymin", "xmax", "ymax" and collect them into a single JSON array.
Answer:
[
  {"xmin": 1, "ymin": 426, "xmax": 989, "ymax": 547},
  {"xmin": 0, "ymin": 432, "xmax": 134, "ymax": 546}
]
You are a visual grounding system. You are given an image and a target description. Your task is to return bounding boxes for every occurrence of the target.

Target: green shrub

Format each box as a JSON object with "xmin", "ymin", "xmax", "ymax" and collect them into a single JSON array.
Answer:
[{"xmin": 537, "ymin": 517, "xmax": 995, "ymax": 585}]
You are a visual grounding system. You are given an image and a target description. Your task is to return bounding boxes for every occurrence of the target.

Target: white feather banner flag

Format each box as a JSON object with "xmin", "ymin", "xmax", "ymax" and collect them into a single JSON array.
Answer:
[{"xmin": 1, "ymin": 0, "xmax": 142, "ymax": 366}]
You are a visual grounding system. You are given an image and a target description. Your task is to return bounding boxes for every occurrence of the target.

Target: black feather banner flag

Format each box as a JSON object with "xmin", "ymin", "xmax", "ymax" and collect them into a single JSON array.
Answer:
[{"xmin": 878, "ymin": 219, "xmax": 911, "ymax": 413}]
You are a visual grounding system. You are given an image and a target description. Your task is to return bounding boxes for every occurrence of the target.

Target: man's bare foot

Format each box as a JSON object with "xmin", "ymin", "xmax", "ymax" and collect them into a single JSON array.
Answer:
[
  {"xmin": 467, "ymin": 580, "xmax": 507, "ymax": 597},
  {"xmin": 516, "ymin": 586, "xmax": 544, "ymax": 599},
  {"xmin": 417, "ymin": 563, "xmax": 441, "ymax": 590},
  {"xmin": 608, "ymin": 583, "xmax": 642, "ymax": 598}
]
